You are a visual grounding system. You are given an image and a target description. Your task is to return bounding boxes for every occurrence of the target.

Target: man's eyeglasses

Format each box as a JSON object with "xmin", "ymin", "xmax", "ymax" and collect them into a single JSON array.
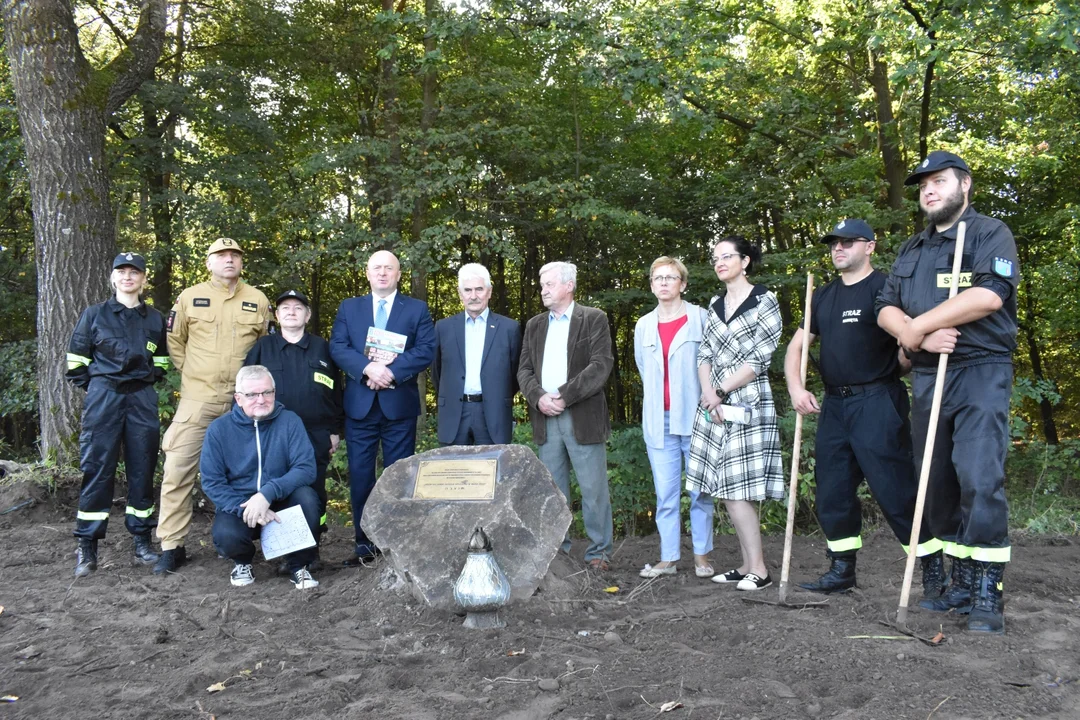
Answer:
[
  {"xmin": 651, "ymin": 275, "xmax": 682, "ymax": 284},
  {"xmin": 828, "ymin": 238, "xmax": 867, "ymax": 250},
  {"xmin": 239, "ymin": 389, "xmax": 276, "ymax": 399}
]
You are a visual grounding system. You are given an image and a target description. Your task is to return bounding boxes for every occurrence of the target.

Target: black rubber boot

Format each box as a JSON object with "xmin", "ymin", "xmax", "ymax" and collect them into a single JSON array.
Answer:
[
  {"xmin": 967, "ymin": 562, "xmax": 1006, "ymax": 634},
  {"xmin": 132, "ymin": 534, "xmax": 160, "ymax": 566},
  {"xmin": 919, "ymin": 556, "xmax": 974, "ymax": 613},
  {"xmin": 152, "ymin": 546, "xmax": 187, "ymax": 575},
  {"xmin": 920, "ymin": 551, "xmax": 946, "ymax": 600},
  {"xmin": 74, "ymin": 539, "xmax": 98, "ymax": 578},
  {"xmin": 798, "ymin": 554, "xmax": 856, "ymax": 593}
]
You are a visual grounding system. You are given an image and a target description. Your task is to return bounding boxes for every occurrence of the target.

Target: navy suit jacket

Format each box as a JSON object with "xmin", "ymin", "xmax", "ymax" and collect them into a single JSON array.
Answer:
[
  {"xmin": 431, "ymin": 310, "xmax": 521, "ymax": 444},
  {"xmin": 329, "ymin": 293, "xmax": 436, "ymax": 422}
]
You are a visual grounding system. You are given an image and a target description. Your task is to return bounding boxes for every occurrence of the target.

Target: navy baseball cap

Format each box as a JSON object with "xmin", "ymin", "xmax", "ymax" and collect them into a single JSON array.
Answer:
[
  {"xmin": 113, "ymin": 252, "xmax": 146, "ymax": 272},
  {"xmin": 904, "ymin": 151, "xmax": 971, "ymax": 186},
  {"xmin": 275, "ymin": 289, "xmax": 310, "ymax": 307},
  {"xmin": 821, "ymin": 218, "xmax": 875, "ymax": 244}
]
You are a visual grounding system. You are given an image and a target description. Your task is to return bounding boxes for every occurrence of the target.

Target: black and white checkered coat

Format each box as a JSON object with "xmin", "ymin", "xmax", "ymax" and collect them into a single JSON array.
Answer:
[{"xmin": 685, "ymin": 285, "xmax": 785, "ymax": 501}]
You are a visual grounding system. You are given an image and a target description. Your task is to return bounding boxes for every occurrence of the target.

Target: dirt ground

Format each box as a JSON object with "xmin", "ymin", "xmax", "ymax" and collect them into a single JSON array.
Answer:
[{"xmin": 0, "ymin": 478, "xmax": 1077, "ymax": 720}]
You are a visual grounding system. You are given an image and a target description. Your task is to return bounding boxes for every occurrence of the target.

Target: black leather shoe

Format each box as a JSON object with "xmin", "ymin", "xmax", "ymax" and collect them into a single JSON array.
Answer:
[
  {"xmin": 74, "ymin": 539, "xmax": 98, "ymax": 578},
  {"xmin": 919, "ymin": 556, "xmax": 974, "ymax": 613},
  {"xmin": 920, "ymin": 551, "xmax": 946, "ymax": 599},
  {"xmin": 798, "ymin": 555, "xmax": 856, "ymax": 594},
  {"xmin": 132, "ymin": 534, "xmax": 160, "ymax": 566},
  {"xmin": 967, "ymin": 562, "xmax": 1005, "ymax": 634},
  {"xmin": 153, "ymin": 547, "xmax": 187, "ymax": 575}
]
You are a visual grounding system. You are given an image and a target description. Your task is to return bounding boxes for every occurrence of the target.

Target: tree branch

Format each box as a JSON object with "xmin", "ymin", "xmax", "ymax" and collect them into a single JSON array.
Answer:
[
  {"xmin": 104, "ymin": 0, "xmax": 167, "ymax": 117},
  {"xmin": 85, "ymin": 0, "xmax": 130, "ymax": 47}
]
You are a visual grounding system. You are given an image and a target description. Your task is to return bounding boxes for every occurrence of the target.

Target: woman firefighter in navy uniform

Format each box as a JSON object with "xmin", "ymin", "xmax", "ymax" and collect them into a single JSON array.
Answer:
[{"xmin": 66, "ymin": 253, "xmax": 170, "ymax": 577}]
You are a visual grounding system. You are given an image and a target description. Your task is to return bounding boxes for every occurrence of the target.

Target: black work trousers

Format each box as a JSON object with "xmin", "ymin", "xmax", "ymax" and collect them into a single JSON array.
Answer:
[
  {"xmin": 75, "ymin": 380, "xmax": 159, "ymax": 540},
  {"xmin": 306, "ymin": 428, "xmax": 331, "ymax": 530},
  {"xmin": 814, "ymin": 381, "xmax": 934, "ymax": 557},
  {"xmin": 910, "ymin": 362, "xmax": 1011, "ymax": 563}
]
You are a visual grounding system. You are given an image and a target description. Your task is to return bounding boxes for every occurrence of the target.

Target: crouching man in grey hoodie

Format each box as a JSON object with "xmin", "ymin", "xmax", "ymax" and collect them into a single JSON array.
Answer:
[{"xmin": 201, "ymin": 365, "xmax": 321, "ymax": 589}]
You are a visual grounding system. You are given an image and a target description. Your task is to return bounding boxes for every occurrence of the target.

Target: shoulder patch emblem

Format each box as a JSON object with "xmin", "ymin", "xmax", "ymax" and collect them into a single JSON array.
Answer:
[
  {"xmin": 166, "ymin": 310, "xmax": 176, "ymax": 332},
  {"xmin": 992, "ymin": 257, "xmax": 1014, "ymax": 279},
  {"xmin": 241, "ymin": 301, "xmax": 258, "ymax": 313},
  {"xmin": 193, "ymin": 298, "xmax": 210, "ymax": 307}
]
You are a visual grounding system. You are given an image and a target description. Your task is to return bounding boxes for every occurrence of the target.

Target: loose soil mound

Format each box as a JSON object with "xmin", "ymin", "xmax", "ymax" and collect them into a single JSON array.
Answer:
[{"xmin": 0, "ymin": 478, "xmax": 1077, "ymax": 719}]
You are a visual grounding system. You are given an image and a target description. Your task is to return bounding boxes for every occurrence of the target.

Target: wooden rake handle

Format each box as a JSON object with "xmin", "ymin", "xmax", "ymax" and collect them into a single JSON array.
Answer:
[
  {"xmin": 778, "ymin": 273, "xmax": 813, "ymax": 603},
  {"xmin": 896, "ymin": 221, "xmax": 967, "ymax": 626}
]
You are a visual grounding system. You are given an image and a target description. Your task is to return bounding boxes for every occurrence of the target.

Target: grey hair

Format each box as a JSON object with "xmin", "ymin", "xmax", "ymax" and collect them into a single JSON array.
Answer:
[
  {"xmin": 457, "ymin": 263, "xmax": 492, "ymax": 289},
  {"xmin": 539, "ymin": 261, "xmax": 577, "ymax": 285},
  {"xmin": 235, "ymin": 365, "xmax": 276, "ymax": 393}
]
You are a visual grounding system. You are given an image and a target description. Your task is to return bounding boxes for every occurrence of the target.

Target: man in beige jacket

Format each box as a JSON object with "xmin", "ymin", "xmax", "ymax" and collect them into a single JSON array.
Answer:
[{"xmin": 154, "ymin": 238, "xmax": 271, "ymax": 574}]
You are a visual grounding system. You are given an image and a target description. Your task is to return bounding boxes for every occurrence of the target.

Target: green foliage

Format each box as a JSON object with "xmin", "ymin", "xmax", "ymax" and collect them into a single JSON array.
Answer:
[{"xmin": 0, "ymin": 340, "xmax": 36, "ymax": 416}]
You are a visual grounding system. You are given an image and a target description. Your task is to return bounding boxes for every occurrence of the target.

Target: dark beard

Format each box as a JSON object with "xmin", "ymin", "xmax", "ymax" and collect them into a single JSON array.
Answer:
[{"xmin": 924, "ymin": 187, "xmax": 966, "ymax": 226}]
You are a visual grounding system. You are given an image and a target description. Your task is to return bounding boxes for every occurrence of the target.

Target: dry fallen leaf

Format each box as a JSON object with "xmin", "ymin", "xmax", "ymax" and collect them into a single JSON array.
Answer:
[
  {"xmin": 659, "ymin": 700, "xmax": 683, "ymax": 712},
  {"xmin": 206, "ymin": 682, "xmax": 227, "ymax": 694},
  {"xmin": 603, "ymin": 586, "xmax": 619, "ymax": 593}
]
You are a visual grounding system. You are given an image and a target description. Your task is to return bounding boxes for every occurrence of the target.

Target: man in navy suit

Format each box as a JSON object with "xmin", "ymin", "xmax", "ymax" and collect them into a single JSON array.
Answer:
[
  {"xmin": 330, "ymin": 250, "xmax": 436, "ymax": 565},
  {"xmin": 431, "ymin": 263, "xmax": 521, "ymax": 445}
]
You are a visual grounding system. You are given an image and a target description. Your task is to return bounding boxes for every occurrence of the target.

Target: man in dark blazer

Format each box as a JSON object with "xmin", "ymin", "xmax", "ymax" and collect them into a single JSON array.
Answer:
[
  {"xmin": 432, "ymin": 263, "xmax": 521, "ymax": 445},
  {"xmin": 329, "ymin": 250, "xmax": 436, "ymax": 565},
  {"xmin": 518, "ymin": 261, "xmax": 615, "ymax": 570}
]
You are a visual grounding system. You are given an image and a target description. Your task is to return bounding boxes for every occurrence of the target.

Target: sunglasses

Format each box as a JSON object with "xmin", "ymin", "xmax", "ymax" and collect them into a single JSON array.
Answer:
[{"xmin": 828, "ymin": 238, "xmax": 868, "ymax": 250}]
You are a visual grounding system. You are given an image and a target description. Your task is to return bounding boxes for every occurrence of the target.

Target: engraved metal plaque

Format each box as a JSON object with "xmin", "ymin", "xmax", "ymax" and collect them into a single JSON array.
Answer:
[{"xmin": 412, "ymin": 458, "xmax": 498, "ymax": 500}]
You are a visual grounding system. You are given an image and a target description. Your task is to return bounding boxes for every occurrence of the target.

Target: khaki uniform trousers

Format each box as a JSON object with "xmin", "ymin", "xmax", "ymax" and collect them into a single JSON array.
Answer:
[{"xmin": 156, "ymin": 398, "xmax": 231, "ymax": 550}]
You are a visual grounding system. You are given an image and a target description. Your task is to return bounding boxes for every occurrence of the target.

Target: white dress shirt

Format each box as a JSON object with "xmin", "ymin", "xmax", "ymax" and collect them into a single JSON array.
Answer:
[
  {"xmin": 463, "ymin": 308, "xmax": 489, "ymax": 395},
  {"xmin": 541, "ymin": 301, "xmax": 574, "ymax": 394}
]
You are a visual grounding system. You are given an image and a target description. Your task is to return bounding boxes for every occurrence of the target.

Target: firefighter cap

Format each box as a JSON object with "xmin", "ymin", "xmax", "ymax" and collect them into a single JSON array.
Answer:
[
  {"xmin": 113, "ymin": 252, "xmax": 147, "ymax": 272},
  {"xmin": 904, "ymin": 151, "xmax": 971, "ymax": 186},
  {"xmin": 821, "ymin": 218, "xmax": 875, "ymax": 244},
  {"xmin": 275, "ymin": 289, "xmax": 310, "ymax": 307},
  {"xmin": 206, "ymin": 237, "xmax": 244, "ymax": 256}
]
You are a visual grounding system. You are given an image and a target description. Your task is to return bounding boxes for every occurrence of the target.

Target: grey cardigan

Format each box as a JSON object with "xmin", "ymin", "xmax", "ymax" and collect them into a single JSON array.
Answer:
[{"xmin": 634, "ymin": 303, "xmax": 708, "ymax": 449}]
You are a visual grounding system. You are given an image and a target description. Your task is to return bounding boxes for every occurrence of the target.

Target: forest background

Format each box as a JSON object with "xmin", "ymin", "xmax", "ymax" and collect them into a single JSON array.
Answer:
[{"xmin": 0, "ymin": 0, "xmax": 1078, "ymax": 537}]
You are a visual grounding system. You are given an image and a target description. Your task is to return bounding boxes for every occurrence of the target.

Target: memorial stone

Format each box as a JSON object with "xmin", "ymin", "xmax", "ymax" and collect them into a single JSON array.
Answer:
[{"xmin": 360, "ymin": 444, "xmax": 573, "ymax": 610}]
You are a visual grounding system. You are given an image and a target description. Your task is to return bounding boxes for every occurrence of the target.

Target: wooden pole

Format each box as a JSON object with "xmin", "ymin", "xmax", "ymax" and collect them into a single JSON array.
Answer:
[
  {"xmin": 778, "ymin": 273, "xmax": 814, "ymax": 603},
  {"xmin": 896, "ymin": 221, "xmax": 967, "ymax": 627}
]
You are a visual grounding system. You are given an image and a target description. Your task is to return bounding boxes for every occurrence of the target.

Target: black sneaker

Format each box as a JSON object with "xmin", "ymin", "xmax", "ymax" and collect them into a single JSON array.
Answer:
[
  {"xmin": 230, "ymin": 563, "xmax": 255, "ymax": 587},
  {"xmin": 290, "ymin": 566, "xmax": 319, "ymax": 590},
  {"xmin": 152, "ymin": 547, "xmax": 187, "ymax": 575}
]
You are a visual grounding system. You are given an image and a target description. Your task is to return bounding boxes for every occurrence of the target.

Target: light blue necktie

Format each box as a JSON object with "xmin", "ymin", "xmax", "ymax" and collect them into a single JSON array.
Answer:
[{"xmin": 375, "ymin": 299, "xmax": 388, "ymax": 330}]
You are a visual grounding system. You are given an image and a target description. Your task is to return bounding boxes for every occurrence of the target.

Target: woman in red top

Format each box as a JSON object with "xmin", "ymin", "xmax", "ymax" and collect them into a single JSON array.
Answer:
[{"xmin": 633, "ymin": 257, "xmax": 715, "ymax": 578}]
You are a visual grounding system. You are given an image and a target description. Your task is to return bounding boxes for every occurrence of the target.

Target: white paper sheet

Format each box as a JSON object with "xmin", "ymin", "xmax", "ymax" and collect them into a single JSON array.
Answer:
[{"xmin": 260, "ymin": 504, "xmax": 316, "ymax": 560}]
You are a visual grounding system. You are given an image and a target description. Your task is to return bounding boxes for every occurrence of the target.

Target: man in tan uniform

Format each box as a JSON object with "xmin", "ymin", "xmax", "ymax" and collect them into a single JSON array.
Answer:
[{"xmin": 154, "ymin": 237, "xmax": 271, "ymax": 574}]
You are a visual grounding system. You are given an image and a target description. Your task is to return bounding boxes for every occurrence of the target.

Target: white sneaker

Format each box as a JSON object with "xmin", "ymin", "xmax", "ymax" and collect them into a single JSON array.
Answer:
[
  {"xmin": 230, "ymin": 563, "xmax": 255, "ymax": 587},
  {"xmin": 290, "ymin": 566, "xmax": 319, "ymax": 590}
]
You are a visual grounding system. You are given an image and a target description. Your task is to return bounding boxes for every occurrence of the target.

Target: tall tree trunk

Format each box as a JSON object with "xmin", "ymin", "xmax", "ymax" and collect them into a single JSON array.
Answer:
[
  {"xmin": 2, "ymin": 0, "xmax": 166, "ymax": 462},
  {"xmin": 868, "ymin": 50, "xmax": 906, "ymax": 224}
]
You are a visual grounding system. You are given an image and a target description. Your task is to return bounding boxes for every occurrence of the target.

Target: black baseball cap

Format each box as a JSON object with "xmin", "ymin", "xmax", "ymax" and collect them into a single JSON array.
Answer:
[
  {"xmin": 821, "ymin": 218, "xmax": 875, "ymax": 244},
  {"xmin": 275, "ymin": 289, "xmax": 310, "ymax": 307},
  {"xmin": 904, "ymin": 151, "xmax": 971, "ymax": 186},
  {"xmin": 113, "ymin": 252, "xmax": 147, "ymax": 272}
]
